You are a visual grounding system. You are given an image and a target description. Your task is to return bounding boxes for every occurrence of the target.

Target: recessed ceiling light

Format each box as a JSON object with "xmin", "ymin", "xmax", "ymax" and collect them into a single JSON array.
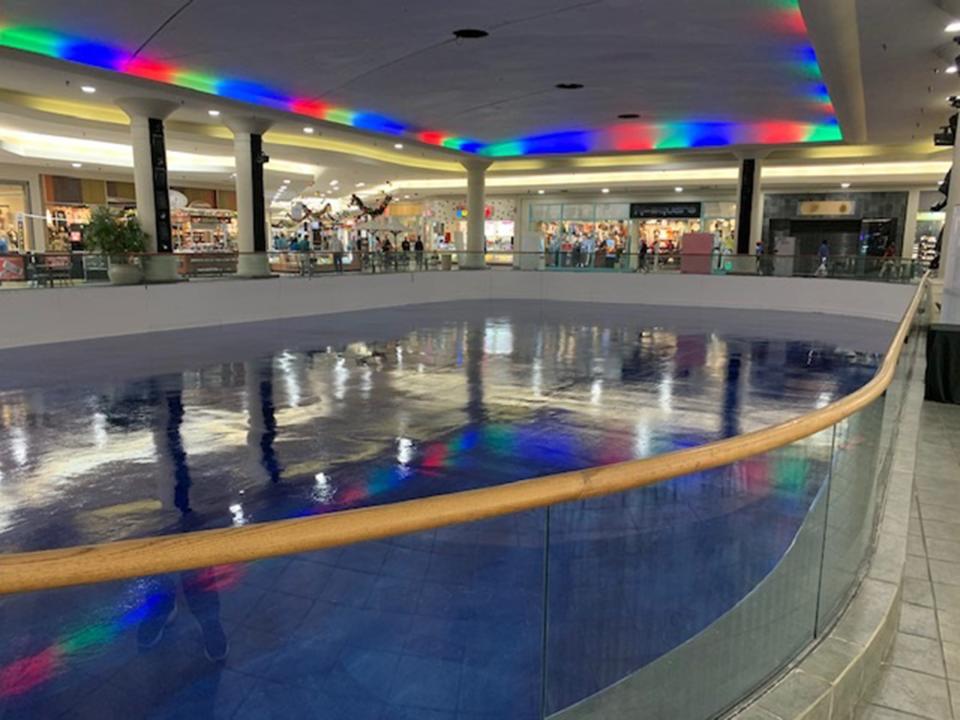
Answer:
[
  {"xmin": 394, "ymin": 143, "xmax": 404, "ymax": 150},
  {"xmin": 601, "ymin": 188, "xmax": 610, "ymax": 194},
  {"xmin": 71, "ymin": 162, "xmax": 82, "ymax": 168},
  {"xmin": 283, "ymin": 179, "xmax": 291, "ymax": 184},
  {"xmin": 208, "ymin": 109, "xmax": 220, "ymax": 117},
  {"xmin": 948, "ymin": 66, "xmax": 959, "ymax": 74},
  {"xmin": 618, "ymin": 113, "xmax": 640, "ymax": 119},
  {"xmin": 452, "ymin": 28, "xmax": 489, "ymax": 39},
  {"xmin": 80, "ymin": 85, "xmax": 96, "ymax": 94},
  {"xmin": 537, "ymin": 189, "xmax": 545, "ymax": 195},
  {"xmin": 556, "ymin": 83, "xmax": 584, "ymax": 90},
  {"xmin": 403, "ymin": 194, "xmax": 410, "ymax": 199},
  {"xmin": 356, "ymin": 182, "xmax": 366, "ymax": 187},
  {"xmin": 674, "ymin": 186, "xmax": 684, "ymax": 193},
  {"xmin": 303, "ymin": 126, "xmax": 315, "ymax": 134},
  {"xmin": 329, "ymin": 179, "xmax": 339, "ymax": 185},
  {"xmin": 841, "ymin": 182, "xmax": 851, "ymax": 188},
  {"xmin": 947, "ymin": 21, "xmax": 960, "ymax": 32}
]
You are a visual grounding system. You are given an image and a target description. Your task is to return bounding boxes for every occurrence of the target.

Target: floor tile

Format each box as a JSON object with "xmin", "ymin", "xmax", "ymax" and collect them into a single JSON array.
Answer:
[
  {"xmin": 934, "ymin": 584, "xmax": 960, "ymax": 613},
  {"xmin": 938, "ymin": 610, "xmax": 960, "ymax": 646},
  {"xmin": 868, "ymin": 665, "xmax": 951, "ymax": 719},
  {"xmin": 922, "ymin": 538, "xmax": 960, "ymax": 563},
  {"xmin": 854, "ymin": 704, "xmax": 935, "ymax": 719},
  {"xmin": 888, "ymin": 633, "xmax": 945, "ymax": 677},
  {"xmin": 899, "ymin": 603, "xmax": 939, "ymax": 640},
  {"xmin": 943, "ymin": 641, "xmax": 960, "ymax": 680},
  {"xmin": 929, "ymin": 560, "xmax": 960, "ymax": 587},
  {"xmin": 922, "ymin": 521, "xmax": 960, "ymax": 544},
  {"xmin": 903, "ymin": 578, "xmax": 936, "ymax": 608},
  {"xmin": 904, "ymin": 556, "xmax": 930, "ymax": 581},
  {"xmin": 907, "ymin": 534, "xmax": 926, "ymax": 558}
]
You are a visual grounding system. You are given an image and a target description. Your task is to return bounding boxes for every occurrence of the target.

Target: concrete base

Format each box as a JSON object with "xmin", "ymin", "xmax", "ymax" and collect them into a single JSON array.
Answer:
[
  {"xmin": 143, "ymin": 255, "xmax": 179, "ymax": 284},
  {"xmin": 236, "ymin": 254, "xmax": 272, "ymax": 278}
]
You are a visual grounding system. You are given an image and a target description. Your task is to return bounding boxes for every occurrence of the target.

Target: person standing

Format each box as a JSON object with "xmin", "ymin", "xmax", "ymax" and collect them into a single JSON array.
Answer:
[
  {"xmin": 815, "ymin": 239, "xmax": 830, "ymax": 277},
  {"xmin": 638, "ymin": 240, "xmax": 648, "ymax": 273},
  {"xmin": 331, "ymin": 233, "xmax": 344, "ymax": 274},
  {"xmin": 414, "ymin": 236, "xmax": 425, "ymax": 271},
  {"xmin": 401, "ymin": 237, "xmax": 411, "ymax": 271}
]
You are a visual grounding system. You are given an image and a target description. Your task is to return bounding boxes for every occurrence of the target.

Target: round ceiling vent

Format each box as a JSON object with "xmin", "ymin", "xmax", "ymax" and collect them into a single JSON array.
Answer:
[
  {"xmin": 618, "ymin": 113, "xmax": 641, "ymax": 119},
  {"xmin": 453, "ymin": 29, "xmax": 489, "ymax": 39},
  {"xmin": 556, "ymin": 83, "xmax": 584, "ymax": 90}
]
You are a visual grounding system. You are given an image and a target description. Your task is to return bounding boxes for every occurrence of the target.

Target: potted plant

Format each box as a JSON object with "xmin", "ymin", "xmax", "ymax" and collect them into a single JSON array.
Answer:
[{"xmin": 84, "ymin": 206, "xmax": 147, "ymax": 285}]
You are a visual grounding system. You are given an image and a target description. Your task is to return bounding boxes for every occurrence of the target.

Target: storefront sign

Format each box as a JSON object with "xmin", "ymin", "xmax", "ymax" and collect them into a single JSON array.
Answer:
[
  {"xmin": 798, "ymin": 200, "xmax": 857, "ymax": 217},
  {"xmin": 0, "ymin": 254, "xmax": 25, "ymax": 280},
  {"xmin": 630, "ymin": 202, "xmax": 702, "ymax": 219}
]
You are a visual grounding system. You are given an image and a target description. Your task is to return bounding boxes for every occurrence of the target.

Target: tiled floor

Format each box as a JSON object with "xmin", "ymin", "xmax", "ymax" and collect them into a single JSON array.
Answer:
[{"xmin": 857, "ymin": 401, "xmax": 960, "ymax": 720}]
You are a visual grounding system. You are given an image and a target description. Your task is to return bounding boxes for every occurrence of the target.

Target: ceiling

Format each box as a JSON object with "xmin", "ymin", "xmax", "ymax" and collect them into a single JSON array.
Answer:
[{"xmin": 0, "ymin": 0, "xmax": 842, "ymax": 154}]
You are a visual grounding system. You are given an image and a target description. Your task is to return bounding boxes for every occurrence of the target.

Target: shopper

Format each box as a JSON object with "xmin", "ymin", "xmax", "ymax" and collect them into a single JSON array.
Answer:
[
  {"xmin": 878, "ymin": 242, "xmax": 898, "ymax": 280},
  {"xmin": 383, "ymin": 238, "xmax": 394, "ymax": 271},
  {"xmin": 298, "ymin": 235, "xmax": 313, "ymax": 277},
  {"xmin": 815, "ymin": 240, "xmax": 830, "ymax": 278},
  {"xmin": 331, "ymin": 233, "xmax": 344, "ymax": 274},
  {"xmin": 755, "ymin": 241, "xmax": 764, "ymax": 274},
  {"xmin": 638, "ymin": 240, "xmax": 648, "ymax": 273},
  {"xmin": 414, "ymin": 236, "xmax": 425, "ymax": 271},
  {"xmin": 401, "ymin": 237, "xmax": 411, "ymax": 271}
]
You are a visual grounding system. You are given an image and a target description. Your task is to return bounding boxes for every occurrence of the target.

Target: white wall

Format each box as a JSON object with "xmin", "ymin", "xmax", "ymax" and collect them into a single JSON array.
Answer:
[{"xmin": 0, "ymin": 273, "xmax": 917, "ymax": 350}]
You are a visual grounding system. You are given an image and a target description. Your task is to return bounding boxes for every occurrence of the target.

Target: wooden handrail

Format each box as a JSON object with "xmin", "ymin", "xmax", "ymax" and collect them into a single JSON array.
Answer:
[{"xmin": 0, "ymin": 277, "xmax": 928, "ymax": 595}]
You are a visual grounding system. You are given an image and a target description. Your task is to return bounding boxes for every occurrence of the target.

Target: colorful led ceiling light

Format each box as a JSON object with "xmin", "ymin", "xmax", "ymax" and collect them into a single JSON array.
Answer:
[{"xmin": 0, "ymin": 14, "xmax": 840, "ymax": 157}]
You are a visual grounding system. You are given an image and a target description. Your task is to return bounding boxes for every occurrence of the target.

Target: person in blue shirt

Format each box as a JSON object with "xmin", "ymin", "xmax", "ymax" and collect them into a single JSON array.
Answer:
[{"xmin": 815, "ymin": 240, "xmax": 830, "ymax": 277}]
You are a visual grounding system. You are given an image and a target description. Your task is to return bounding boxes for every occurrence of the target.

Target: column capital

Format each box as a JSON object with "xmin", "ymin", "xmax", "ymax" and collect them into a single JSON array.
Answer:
[
  {"xmin": 224, "ymin": 115, "xmax": 274, "ymax": 136},
  {"xmin": 116, "ymin": 97, "xmax": 179, "ymax": 121},
  {"xmin": 460, "ymin": 158, "xmax": 493, "ymax": 174}
]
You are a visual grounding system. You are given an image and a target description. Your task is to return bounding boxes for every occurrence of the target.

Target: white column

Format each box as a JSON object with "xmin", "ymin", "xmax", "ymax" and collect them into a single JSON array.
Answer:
[
  {"xmin": 460, "ymin": 159, "xmax": 492, "ymax": 269},
  {"xmin": 902, "ymin": 189, "xmax": 920, "ymax": 259},
  {"xmin": 941, "ymin": 139, "xmax": 960, "ymax": 323},
  {"xmin": 225, "ymin": 115, "xmax": 274, "ymax": 277},
  {"xmin": 116, "ymin": 98, "xmax": 179, "ymax": 282}
]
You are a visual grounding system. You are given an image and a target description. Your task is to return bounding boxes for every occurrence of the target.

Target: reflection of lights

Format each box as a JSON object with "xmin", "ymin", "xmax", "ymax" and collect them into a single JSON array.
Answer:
[
  {"xmin": 277, "ymin": 352, "xmax": 302, "ymax": 408},
  {"xmin": 634, "ymin": 420, "xmax": 652, "ymax": 457},
  {"xmin": 229, "ymin": 503, "xmax": 247, "ymax": 526},
  {"xmin": 532, "ymin": 358, "xmax": 543, "ymax": 398},
  {"xmin": 417, "ymin": 363, "xmax": 425, "ymax": 373},
  {"xmin": 92, "ymin": 411, "xmax": 108, "ymax": 449},
  {"xmin": 333, "ymin": 357, "xmax": 348, "ymax": 401},
  {"xmin": 397, "ymin": 437, "xmax": 414, "ymax": 465},
  {"xmin": 815, "ymin": 391, "xmax": 832, "ymax": 409},
  {"xmin": 360, "ymin": 366, "xmax": 373, "ymax": 398},
  {"xmin": 313, "ymin": 472, "xmax": 335, "ymax": 502},
  {"xmin": 658, "ymin": 373, "xmax": 673, "ymax": 412},
  {"xmin": 396, "ymin": 346, "xmax": 404, "ymax": 369},
  {"xmin": 590, "ymin": 379, "xmax": 603, "ymax": 405},
  {"xmin": 11, "ymin": 426, "xmax": 27, "ymax": 466}
]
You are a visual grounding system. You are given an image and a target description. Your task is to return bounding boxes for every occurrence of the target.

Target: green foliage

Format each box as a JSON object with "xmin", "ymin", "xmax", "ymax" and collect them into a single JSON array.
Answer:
[{"xmin": 84, "ymin": 206, "xmax": 147, "ymax": 257}]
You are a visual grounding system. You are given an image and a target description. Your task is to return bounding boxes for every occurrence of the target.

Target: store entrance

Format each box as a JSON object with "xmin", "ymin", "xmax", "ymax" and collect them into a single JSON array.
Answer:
[{"xmin": 0, "ymin": 182, "xmax": 29, "ymax": 253}]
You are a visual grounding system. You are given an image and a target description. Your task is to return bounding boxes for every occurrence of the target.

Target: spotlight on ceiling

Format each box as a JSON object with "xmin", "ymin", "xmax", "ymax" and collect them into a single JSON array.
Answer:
[
  {"xmin": 71, "ymin": 162, "xmax": 82, "ymax": 168},
  {"xmin": 303, "ymin": 127, "xmax": 315, "ymax": 134},
  {"xmin": 356, "ymin": 182, "xmax": 366, "ymax": 187},
  {"xmin": 618, "ymin": 113, "xmax": 640, "ymax": 120},
  {"xmin": 947, "ymin": 21, "xmax": 960, "ymax": 32},
  {"xmin": 394, "ymin": 143, "xmax": 404, "ymax": 150},
  {"xmin": 208, "ymin": 109, "xmax": 220, "ymax": 117},
  {"xmin": 556, "ymin": 83, "xmax": 584, "ymax": 90},
  {"xmin": 674, "ymin": 186, "xmax": 684, "ymax": 193},
  {"xmin": 601, "ymin": 188, "xmax": 611, "ymax": 194},
  {"xmin": 840, "ymin": 182, "xmax": 851, "ymax": 189},
  {"xmin": 329, "ymin": 179, "xmax": 339, "ymax": 185},
  {"xmin": 283, "ymin": 179, "xmax": 291, "ymax": 184},
  {"xmin": 453, "ymin": 28, "xmax": 489, "ymax": 39},
  {"xmin": 948, "ymin": 65, "xmax": 959, "ymax": 74},
  {"xmin": 537, "ymin": 189, "xmax": 545, "ymax": 195},
  {"xmin": 80, "ymin": 85, "xmax": 96, "ymax": 94}
]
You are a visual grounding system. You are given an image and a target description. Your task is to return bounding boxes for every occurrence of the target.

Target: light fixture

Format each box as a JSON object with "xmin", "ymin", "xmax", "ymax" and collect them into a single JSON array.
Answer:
[
  {"xmin": 394, "ymin": 143, "xmax": 404, "ymax": 150},
  {"xmin": 601, "ymin": 188, "xmax": 610, "ymax": 194},
  {"xmin": 840, "ymin": 182, "xmax": 851, "ymax": 188},
  {"xmin": 208, "ymin": 109, "xmax": 220, "ymax": 117},
  {"xmin": 556, "ymin": 83, "xmax": 584, "ymax": 90},
  {"xmin": 618, "ymin": 113, "xmax": 640, "ymax": 120},
  {"xmin": 329, "ymin": 179, "xmax": 339, "ymax": 185},
  {"xmin": 71, "ymin": 162, "xmax": 82, "ymax": 168},
  {"xmin": 674, "ymin": 186, "xmax": 684, "ymax": 193},
  {"xmin": 947, "ymin": 21, "xmax": 960, "ymax": 32},
  {"xmin": 283, "ymin": 179, "xmax": 291, "ymax": 184},
  {"xmin": 303, "ymin": 127, "xmax": 315, "ymax": 134},
  {"xmin": 356, "ymin": 182, "xmax": 366, "ymax": 187},
  {"xmin": 80, "ymin": 85, "xmax": 96, "ymax": 94},
  {"xmin": 537, "ymin": 189, "xmax": 545, "ymax": 195},
  {"xmin": 403, "ymin": 194, "xmax": 410, "ymax": 199},
  {"xmin": 948, "ymin": 66, "xmax": 958, "ymax": 74}
]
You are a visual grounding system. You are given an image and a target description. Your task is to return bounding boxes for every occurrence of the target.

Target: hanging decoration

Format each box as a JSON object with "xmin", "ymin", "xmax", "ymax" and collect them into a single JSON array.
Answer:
[{"xmin": 351, "ymin": 193, "xmax": 393, "ymax": 221}]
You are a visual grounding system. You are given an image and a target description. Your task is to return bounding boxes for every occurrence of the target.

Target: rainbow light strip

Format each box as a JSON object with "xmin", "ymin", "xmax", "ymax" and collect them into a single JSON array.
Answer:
[{"xmin": 0, "ymin": 0, "xmax": 840, "ymax": 157}]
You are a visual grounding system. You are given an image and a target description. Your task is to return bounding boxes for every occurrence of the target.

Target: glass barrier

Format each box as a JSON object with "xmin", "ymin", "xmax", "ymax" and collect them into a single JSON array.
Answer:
[
  {"xmin": 0, "ymin": 284, "xmax": 923, "ymax": 720},
  {"xmin": 0, "ymin": 250, "xmax": 921, "ymax": 291}
]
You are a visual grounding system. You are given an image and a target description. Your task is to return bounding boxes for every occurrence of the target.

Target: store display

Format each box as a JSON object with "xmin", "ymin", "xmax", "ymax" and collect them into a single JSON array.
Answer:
[
  {"xmin": 915, "ymin": 212, "xmax": 943, "ymax": 266},
  {"xmin": 172, "ymin": 206, "xmax": 237, "ymax": 252}
]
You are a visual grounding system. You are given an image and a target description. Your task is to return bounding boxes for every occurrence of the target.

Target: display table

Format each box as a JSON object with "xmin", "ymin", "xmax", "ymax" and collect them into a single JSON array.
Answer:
[{"xmin": 925, "ymin": 323, "xmax": 960, "ymax": 404}]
